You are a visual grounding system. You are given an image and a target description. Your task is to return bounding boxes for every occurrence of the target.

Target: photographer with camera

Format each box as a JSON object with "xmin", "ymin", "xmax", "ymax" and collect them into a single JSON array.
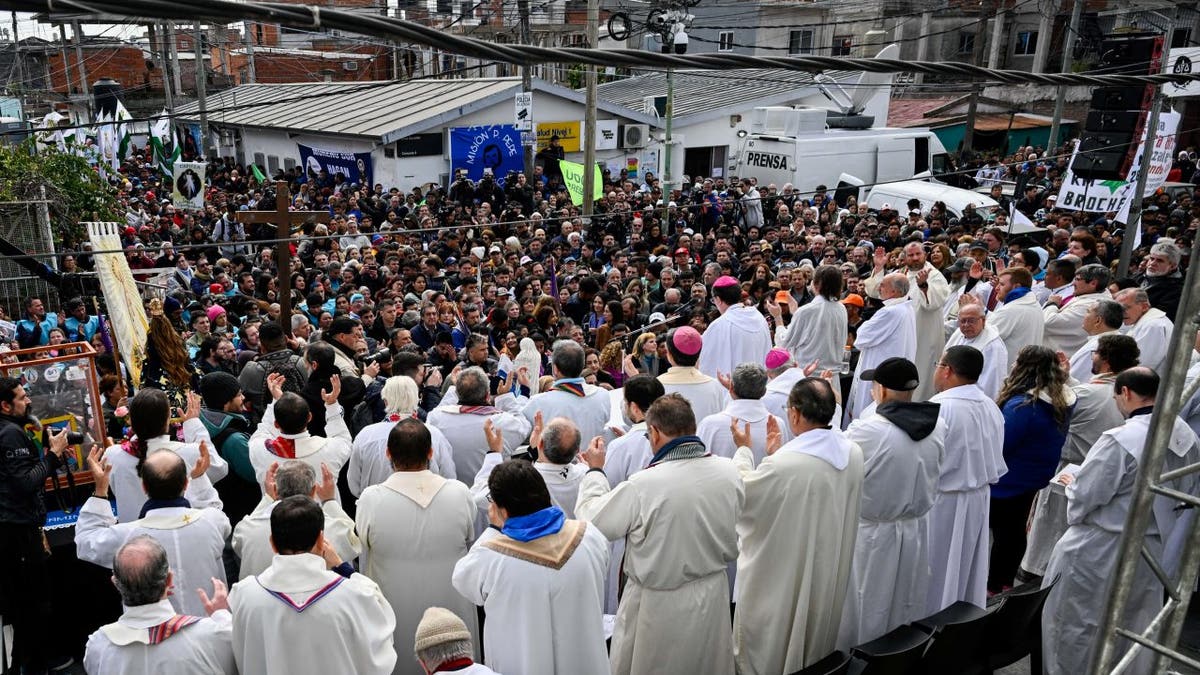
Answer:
[
  {"xmin": 320, "ymin": 317, "xmax": 380, "ymax": 414},
  {"xmin": 448, "ymin": 171, "xmax": 475, "ymax": 206},
  {"xmin": 0, "ymin": 377, "xmax": 75, "ymax": 673}
]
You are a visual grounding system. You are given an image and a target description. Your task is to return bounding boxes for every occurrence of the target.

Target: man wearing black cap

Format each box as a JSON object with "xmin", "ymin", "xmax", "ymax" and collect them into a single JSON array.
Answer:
[
  {"xmin": 200, "ymin": 371, "xmax": 258, "ymax": 525},
  {"xmin": 838, "ymin": 357, "xmax": 944, "ymax": 651}
]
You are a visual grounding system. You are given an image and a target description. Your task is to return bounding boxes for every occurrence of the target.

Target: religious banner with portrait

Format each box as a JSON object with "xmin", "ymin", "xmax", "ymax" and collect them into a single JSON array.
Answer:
[{"xmin": 449, "ymin": 125, "xmax": 524, "ymax": 187}]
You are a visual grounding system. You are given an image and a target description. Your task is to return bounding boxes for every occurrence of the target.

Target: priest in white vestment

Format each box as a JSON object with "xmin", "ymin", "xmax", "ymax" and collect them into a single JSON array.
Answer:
[
  {"xmin": 84, "ymin": 536, "xmax": 236, "ymax": 675},
  {"xmin": 839, "ymin": 357, "xmax": 944, "ymax": 650},
  {"xmin": 1021, "ymin": 333, "xmax": 1135, "ymax": 577},
  {"xmin": 1115, "ymin": 288, "xmax": 1174, "ymax": 374},
  {"xmin": 1065, "ymin": 299, "xmax": 1124, "ymax": 384},
  {"xmin": 230, "ymin": 495, "xmax": 398, "ymax": 675},
  {"xmin": 658, "ymin": 326, "xmax": 730, "ymax": 421},
  {"xmin": 452, "ymin": 459, "xmax": 610, "ymax": 675},
  {"xmin": 427, "ymin": 366, "xmax": 531, "ymax": 484},
  {"xmin": 1042, "ymin": 263, "xmax": 1111, "ymax": 355},
  {"xmin": 768, "ymin": 266, "xmax": 848, "ymax": 371},
  {"xmin": 697, "ymin": 363, "xmax": 789, "ymax": 467},
  {"xmin": 104, "ymin": 390, "xmax": 227, "ymax": 522},
  {"xmin": 987, "ymin": 268, "xmax": 1045, "ymax": 372},
  {"xmin": 576, "ymin": 393, "xmax": 744, "ymax": 675},
  {"xmin": 944, "ymin": 305, "xmax": 1009, "ymax": 399},
  {"xmin": 472, "ymin": 415, "xmax": 587, "ymax": 517},
  {"xmin": 76, "ymin": 449, "xmax": 232, "ymax": 618},
  {"xmin": 599, "ymin": 375, "xmax": 663, "ymax": 613},
  {"xmin": 697, "ymin": 275, "xmax": 773, "ymax": 378},
  {"xmin": 762, "ymin": 349, "xmax": 808, "ymax": 421},
  {"xmin": 926, "ymin": 346, "xmax": 1006, "ymax": 612},
  {"xmin": 941, "ymin": 259, "xmax": 993, "ymax": 338},
  {"xmin": 348, "ymin": 376, "xmax": 456, "ymax": 495},
  {"xmin": 518, "ymin": 340, "xmax": 614, "ymax": 446},
  {"xmin": 1043, "ymin": 367, "xmax": 1200, "ymax": 675},
  {"xmin": 847, "ymin": 273, "xmax": 917, "ymax": 423},
  {"xmin": 357, "ymin": 418, "xmax": 479, "ymax": 675},
  {"xmin": 865, "ymin": 244, "xmax": 950, "ymax": 401},
  {"xmin": 232, "ymin": 460, "xmax": 360, "ymax": 580},
  {"xmin": 732, "ymin": 377, "xmax": 864, "ymax": 674},
  {"xmin": 249, "ymin": 375, "xmax": 352, "ymax": 504}
]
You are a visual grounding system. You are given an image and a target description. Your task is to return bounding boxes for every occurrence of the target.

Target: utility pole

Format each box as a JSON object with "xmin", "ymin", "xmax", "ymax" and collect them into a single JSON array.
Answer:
[
  {"xmin": 10, "ymin": 12, "xmax": 21, "ymax": 101},
  {"xmin": 243, "ymin": 20, "xmax": 257, "ymax": 84},
  {"xmin": 963, "ymin": 0, "xmax": 993, "ymax": 155},
  {"xmin": 517, "ymin": 0, "xmax": 534, "ymax": 175},
  {"xmin": 582, "ymin": 0, "xmax": 599, "ymax": 219},
  {"xmin": 1047, "ymin": 0, "xmax": 1083, "ymax": 151},
  {"xmin": 1115, "ymin": 91, "xmax": 1163, "ymax": 280},
  {"xmin": 70, "ymin": 20, "xmax": 92, "ymax": 119},
  {"xmin": 194, "ymin": 23, "xmax": 209, "ymax": 158},
  {"xmin": 167, "ymin": 22, "xmax": 183, "ymax": 97},
  {"xmin": 662, "ymin": 69, "xmax": 674, "ymax": 233},
  {"xmin": 148, "ymin": 24, "xmax": 174, "ymax": 111}
]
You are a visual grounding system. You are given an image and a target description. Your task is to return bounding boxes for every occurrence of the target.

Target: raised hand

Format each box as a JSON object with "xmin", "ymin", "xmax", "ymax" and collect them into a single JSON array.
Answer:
[
  {"xmin": 717, "ymin": 370, "xmax": 733, "ymax": 393},
  {"xmin": 316, "ymin": 463, "xmax": 337, "ymax": 502},
  {"xmin": 579, "ymin": 436, "xmax": 606, "ymax": 470},
  {"xmin": 729, "ymin": 419, "xmax": 752, "ymax": 449},
  {"xmin": 183, "ymin": 391, "xmax": 202, "ymax": 421},
  {"xmin": 529, "ymin": 410, "xmax": 545, "ymax": 450},
  {"xmin": 802, "ymin": 358, "xmax": 820, "ymax": 377},
  {"xmin": 497, "ymin": 369, "xmax": 517, "ymax": 396},
  {"xmin": 266, "ymin": 372, "xmax": 286, "ymax": 401},
  {"xmin": 196, "ymin": 578, "xmax": 230, "ymax": 615},
  {"xmin": 765, "ymin": 416, "xmax": 783, "ymax": 456},
  {"xmin": 321, "ymin": 375, "xmax": 341, "ymax": 406},
  {"xmin": 483, "ymin": 419, "xmax": 504, "ymax": 454},
  {"xmin": 264, "ymin": 461, "xmax": 280, "ymax": 500},
  {"xmin": 86, "ymin": 445, "xmax": 113, "ymax": 495},
  {"xmin": 191, "ymin": 440, "xmax": 211, "ymax": 479}
]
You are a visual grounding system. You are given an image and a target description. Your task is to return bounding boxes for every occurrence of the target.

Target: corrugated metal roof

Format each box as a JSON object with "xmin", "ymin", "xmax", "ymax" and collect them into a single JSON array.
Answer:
[
  {"xmin": 594, "ymin": 68, "xmax": 856, "ymax": 120},
  {"xmin": 176, "ymin": 78, "xmax": 523, "ymax": 140}
]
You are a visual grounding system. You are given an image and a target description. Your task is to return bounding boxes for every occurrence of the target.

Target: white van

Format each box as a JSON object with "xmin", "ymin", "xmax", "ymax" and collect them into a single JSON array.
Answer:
[{"xmin": 865, "ymin": 180, "xmax": 999, "ymax": 219}]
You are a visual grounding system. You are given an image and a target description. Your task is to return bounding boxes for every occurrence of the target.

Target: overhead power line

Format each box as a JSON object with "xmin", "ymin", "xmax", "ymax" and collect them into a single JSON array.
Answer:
[{"xmin": 8, "ymin": 0, "xmax": 1200, "ymax": 87}]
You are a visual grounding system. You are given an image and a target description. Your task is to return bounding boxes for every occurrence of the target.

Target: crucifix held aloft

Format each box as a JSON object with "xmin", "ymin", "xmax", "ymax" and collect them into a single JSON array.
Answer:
[{"xmin": 236, "ymin": 180, "xmax": 329, "ymax": 335}]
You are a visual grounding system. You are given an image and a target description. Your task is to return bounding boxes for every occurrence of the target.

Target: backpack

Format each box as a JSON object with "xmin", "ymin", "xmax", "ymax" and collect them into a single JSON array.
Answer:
[{"xmin": 249, "ymin": 353, "xmax": 307, "ymax": 417}]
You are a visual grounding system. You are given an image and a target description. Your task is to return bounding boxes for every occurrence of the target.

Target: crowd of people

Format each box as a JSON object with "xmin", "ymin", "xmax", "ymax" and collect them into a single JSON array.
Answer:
[{"xmin": 0, "ymin": 137, "xmax": 1199, "ymax": 675}]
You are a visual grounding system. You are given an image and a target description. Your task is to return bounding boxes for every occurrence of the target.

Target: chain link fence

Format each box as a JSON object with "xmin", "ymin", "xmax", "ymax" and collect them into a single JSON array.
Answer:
[{"xmin": 0, "ymin": 199, "xmax": 60, "ymax": 322}]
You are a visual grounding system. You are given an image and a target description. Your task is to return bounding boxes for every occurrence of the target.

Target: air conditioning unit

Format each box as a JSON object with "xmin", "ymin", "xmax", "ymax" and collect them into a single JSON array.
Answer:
[
  {"xmin": 342, "ymin": 61, "xmax": 359, "ymax": 71},
  {"xmin": 623, "ymin": 124, "xmax": 650, "ymax": 148}
]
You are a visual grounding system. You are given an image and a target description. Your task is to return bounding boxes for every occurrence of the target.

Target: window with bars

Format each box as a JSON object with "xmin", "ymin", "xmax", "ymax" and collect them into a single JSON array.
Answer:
[{"xmin": 718, "ymin": 31, "xmax": 735, "ymax": 51}]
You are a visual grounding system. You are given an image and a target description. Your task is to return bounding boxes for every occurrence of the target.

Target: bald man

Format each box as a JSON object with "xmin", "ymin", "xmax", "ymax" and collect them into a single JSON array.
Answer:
[
  {"xmin": 84, "ymin": 535, "xmax": 236, "ymax": 674},
  {"xmin": 847, "ymin": 273, "xmax": 917, "ymax": 423},
  {"xmin": 945, "ymin": 304, "xmax": 1008, "ymax": 399},
  {"xmin": 1114, "ymin": 288, "xmax": 1173, "ymax": 373},
  {"xmin": 866, "ymin": 244, "xmax": 950, "ymax": 400},
  {"xmin": 77, "ymin": 449, "xmax": 232, "ymax": 617}
]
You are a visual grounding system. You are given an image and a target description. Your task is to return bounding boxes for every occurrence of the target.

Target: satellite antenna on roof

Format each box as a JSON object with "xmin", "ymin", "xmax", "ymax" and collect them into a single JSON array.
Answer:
[{"xmin": 814, "ymin": 43, "xmax": 898, "ymax": 129}]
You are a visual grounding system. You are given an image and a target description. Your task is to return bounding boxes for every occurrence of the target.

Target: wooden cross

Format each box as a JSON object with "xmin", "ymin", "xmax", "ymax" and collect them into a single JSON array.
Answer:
[{"xmin": 237, "ymin": 180, "xmax": 330, "ymax": 335}]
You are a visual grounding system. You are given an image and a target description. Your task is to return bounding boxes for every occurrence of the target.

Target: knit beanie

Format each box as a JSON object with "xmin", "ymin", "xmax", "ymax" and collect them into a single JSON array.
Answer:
[
  {"xmin": 414, "ymin": 607, "xmax": 472, "ymax": 652},
  {"xmin": 200, "ymin": 371, "xmax": 241, "ymax": 409}
]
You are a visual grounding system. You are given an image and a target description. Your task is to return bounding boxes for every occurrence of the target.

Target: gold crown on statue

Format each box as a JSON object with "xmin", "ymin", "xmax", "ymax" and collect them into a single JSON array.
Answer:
[{"xmin": 148, "ymin": 298, "xmax": 164, "ymax": 317}]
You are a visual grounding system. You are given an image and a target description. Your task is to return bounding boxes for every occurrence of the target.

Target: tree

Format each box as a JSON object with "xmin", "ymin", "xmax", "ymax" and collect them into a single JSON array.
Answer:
[{"xmin": 0, "ymin": 140, "xmax": 121, "ymax": 247}]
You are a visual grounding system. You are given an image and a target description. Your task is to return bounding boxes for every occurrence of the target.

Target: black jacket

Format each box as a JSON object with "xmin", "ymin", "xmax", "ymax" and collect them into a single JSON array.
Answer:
[
  {"xmin": 0, "ymin": 414, "xmax": 61, "ymax": 525},
  {"xmin": 1140, "ymin": 273, "xmax": 1184, "ymax": 320}
]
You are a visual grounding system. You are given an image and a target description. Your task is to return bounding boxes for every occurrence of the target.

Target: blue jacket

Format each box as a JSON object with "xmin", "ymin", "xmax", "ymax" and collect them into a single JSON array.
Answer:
[
  {"xmin": 15, "ymin": 313, "xmax": 57, "ymax": 349},
  {"xmin": 992, "ymin": 393, "xmax": 1074, "ymax": 498}
]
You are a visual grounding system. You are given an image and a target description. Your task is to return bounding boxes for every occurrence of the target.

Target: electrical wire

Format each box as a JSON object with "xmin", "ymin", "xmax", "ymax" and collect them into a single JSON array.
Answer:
[{"xmin": 10, "ymin": 0, "xmax": 1194, "ymax": 88}]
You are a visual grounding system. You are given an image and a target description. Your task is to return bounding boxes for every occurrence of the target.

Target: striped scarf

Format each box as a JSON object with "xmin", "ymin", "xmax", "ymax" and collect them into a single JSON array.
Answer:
[
  {"xmin": 648, "ymin": 435, "xmax": 710, "ymax": 467},
  {"xmin": 148, "ymin": 615, "xmax": 202, "ymax": 644},
  {"xmin": 260, "ymin": 576, "xmax": 345, "ymax": 613},
  {"xmin": 551, "ymin": 381, "xmax": 586, "ymax": 397},
  {"xmin": 460, "ymin": 405, "xmax": 501, "ymax": 415}
]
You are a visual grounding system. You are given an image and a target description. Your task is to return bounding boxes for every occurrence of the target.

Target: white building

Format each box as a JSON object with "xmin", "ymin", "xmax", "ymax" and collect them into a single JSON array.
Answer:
[{"xmin": 174, "ymin": 77, "xmax": 658, "ymax": 189}]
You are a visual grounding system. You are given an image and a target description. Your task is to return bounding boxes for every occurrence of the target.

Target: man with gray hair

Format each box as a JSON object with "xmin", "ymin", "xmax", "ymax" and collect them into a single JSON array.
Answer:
[
  {"xmin": 430, "ymin": 366, "xmax": 532, "ymax": 484},
  {"xmin": 1043, "ymin": 263, "xmax": 1112, "ymax": 355},
  {"xmin": 518, "ymin": 339, "xmax": 614, "ymax": 446},
  {"xmin": 349, "ymin": 376, "xmax": 456, "ymax": 495},
  {"xmin": 231, "ymin": 460, "xmax": 360, "ymax": 580},
  {"xmin": 847, "ymin": 272, "xmax": 917, "ymax": 423},
  {"xmin": 1114, "ymin": 287, "xmax": 1174, "ymax": 373},
  {"xmin": 473, "ymin": 413, "xmax": 588, "ymax": 517},
  {"xmin": 698, "ymin": 363, "xmax": 788, "ymax": 467},
  {"xmin": 1066, "ymin": 299, "xmax": 1125, "ymax": 382},
  {"xmin": 1138, "ymin": 240, "xmax": 1183, "ymax": 318},
  {"xmin": 412, "ymin": 607, "xmax": 497, "ymax": 674},
  {"xmin": 84, "ymin": 535, "xmax": 237, "ymax": 674}
]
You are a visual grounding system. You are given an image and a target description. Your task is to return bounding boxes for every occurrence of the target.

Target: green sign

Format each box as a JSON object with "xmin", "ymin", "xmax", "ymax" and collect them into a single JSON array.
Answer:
[{"xmin": 558, "ymin": 159, "xmax": 603, "ymax": 206}]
